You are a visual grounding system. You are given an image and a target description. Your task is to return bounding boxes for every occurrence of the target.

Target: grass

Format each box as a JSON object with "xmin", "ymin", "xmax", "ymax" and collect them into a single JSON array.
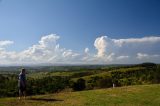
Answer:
[
  {"xmin": 28, "ymin": 71, "xmax": 74, "ymax": 79},
  {"xmin": 0, "ymin": 84, "xmax": 160, "ymax": 106},
  {"xmin": 73, "ymin": 71, "xmax": 111, "ymax": 79}
]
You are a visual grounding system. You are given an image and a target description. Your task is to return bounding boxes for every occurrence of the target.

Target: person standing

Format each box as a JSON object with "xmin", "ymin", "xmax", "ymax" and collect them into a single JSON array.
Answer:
[{"xmin": 18, "ymin": 68, "xmax": 26, "ymax": 99}]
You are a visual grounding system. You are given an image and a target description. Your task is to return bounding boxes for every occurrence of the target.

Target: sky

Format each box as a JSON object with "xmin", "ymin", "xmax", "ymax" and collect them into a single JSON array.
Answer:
[{"xmin": 0, "ymin": 0, "xmax": 160, "ymax": 65}]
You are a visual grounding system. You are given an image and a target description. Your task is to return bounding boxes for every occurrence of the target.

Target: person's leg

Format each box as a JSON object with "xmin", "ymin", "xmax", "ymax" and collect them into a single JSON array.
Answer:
[
  {"xmin": 19, "ymin": 89, "xmax": 22, "ymax": 99},
  {"xmin": 23, "ymin": 91, "xmax": 26, "ymax": 99}
]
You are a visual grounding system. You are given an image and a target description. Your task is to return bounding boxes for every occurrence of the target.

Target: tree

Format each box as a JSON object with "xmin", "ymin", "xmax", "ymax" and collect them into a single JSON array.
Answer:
[{"xmin": 72, "ymin": 78, "xmax": 86, "ymax": 91}]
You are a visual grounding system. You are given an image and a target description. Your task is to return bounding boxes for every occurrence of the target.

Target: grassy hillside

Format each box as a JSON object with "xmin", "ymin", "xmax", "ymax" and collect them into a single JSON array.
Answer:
[
  {"xmin": 0, "ymin": 84, "xmax": 160, "ymax": 106},
  {"xmin": 1, "ymin": 63, "xmax": 159, "ymax": 97}
]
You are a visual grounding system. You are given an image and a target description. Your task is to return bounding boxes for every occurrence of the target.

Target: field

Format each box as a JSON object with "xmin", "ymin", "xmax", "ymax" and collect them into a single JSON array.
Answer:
[
  {"xmin": 0, "ymin": 84, "xmax": 160, "ymax": 106},
  {"xmin": 0, "ymin": 63, "xmax": 160, "ymax": 106}
]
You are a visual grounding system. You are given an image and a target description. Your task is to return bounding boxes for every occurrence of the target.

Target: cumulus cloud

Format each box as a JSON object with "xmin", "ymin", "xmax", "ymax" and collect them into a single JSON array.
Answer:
[
  {"xmin": 96, "ymin": 36, "xmax": 160, "ymax": 55},
  {"xmin": 0, "ymin": 34, "xmax": 160, "ymax": 65},
  {"xmin": 93, "ymin": 36, "xmax": 160, "ymax": 64},
  {"xmin": 94, "ymin": 36, "xmax": 108, "ymax": 57},
  {"xmin": 0, "ymin": 34, "xmax": 81, "ymax": 65},
  {"xmin": 39, "ymin": 34, "xmax": 60, "ymax": 48},
  {"xmin": 19, "ymin": 34, "xmax": 80, "ymax": 64},
  {"xmin": 20, "ymin": 34, "xmax": 61, "ymax": 62}
]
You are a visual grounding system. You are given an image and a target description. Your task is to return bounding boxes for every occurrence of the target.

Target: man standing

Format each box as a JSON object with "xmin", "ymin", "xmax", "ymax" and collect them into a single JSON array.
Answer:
[{"xmin": 18, "ymin": 68, "xmax": 26, "ymax": 99}]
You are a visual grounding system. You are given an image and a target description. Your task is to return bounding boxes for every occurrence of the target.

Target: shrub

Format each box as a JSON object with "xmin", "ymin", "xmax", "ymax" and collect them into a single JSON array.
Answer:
[
  {"xmin": 72, "ymin": 78, "xmax": 86, "ymax": 91},
  {"xmin": 97, "ymin": 76, "xmax": 112, "ymax": 88}
]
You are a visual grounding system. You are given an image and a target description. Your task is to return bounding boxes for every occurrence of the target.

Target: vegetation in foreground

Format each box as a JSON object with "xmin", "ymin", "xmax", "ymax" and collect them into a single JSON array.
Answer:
[
  {"xmin": 0, "ymin": 84, "xmax": 160, "ymax": 106},
  {"xmin": 0, "ymin": 63, "xmax": 160, "ymax": 97}
]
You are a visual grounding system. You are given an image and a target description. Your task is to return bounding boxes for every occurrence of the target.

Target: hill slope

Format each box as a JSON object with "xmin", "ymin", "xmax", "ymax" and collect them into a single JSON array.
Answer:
[{"xmin": 0, "ymin": 84, "xmax": 160, "ymax": 106}]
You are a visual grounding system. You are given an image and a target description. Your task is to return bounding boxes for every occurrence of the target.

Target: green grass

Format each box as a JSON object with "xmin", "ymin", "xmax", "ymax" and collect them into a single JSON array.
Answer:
[
  {"xmin": 28, "ymin": 71, "xmax": 97, "ymax": 79},
  {"xmin": 71, "ymin": 67, "xmax": 145, "ymax": 82},
  {"xmin": 0, "ymin": 84, "xmax": 160, "ymax": 106},
  {"xmin": 28, "ymin": 71, "xmax": 75, "ymax": 79},
  {"xmin": 71, "ymin": 72, "xmax": 111, "ymax": 83}
]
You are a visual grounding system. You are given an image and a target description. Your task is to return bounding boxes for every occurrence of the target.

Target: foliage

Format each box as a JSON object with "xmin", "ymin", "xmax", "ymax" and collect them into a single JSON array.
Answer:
[
  {"xmin": 71, "ymin": 78, "xmax": 86, "ymax": 91},
  {"xmin": 0, "ymin": 63, "xmax": 160, "ymax": 97},
  {"xmin": 0, "ymin": 74, "xmax": 70, "ymax": 97},
  {"xmin": 111, "ymin": 66, "xmax": 157, "ymax": 86}
]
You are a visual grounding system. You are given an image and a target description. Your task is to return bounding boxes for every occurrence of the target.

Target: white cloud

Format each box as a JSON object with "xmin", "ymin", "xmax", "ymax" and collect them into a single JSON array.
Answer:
[
  {"xmin": 0, "ymin": 40, "xmax": 14, "ymax": 47},
  {"xmin": 94, "ymin": 36, "xmax": 108, "ymax": 57},
  {"xmin": 92, "ymin": 36, "xmax": 160, "ymax": 64},
  {"xmin": 137, "ymin": 53, "xmax": 160, "ymax": 60},
  {"xmin": 104, "ymin": 53, "xmax": 115, "ymax": 62},
  {"xmin": 137, "ymin": 53, "xmax": 149, "ymax": 59},
  {"xmin": 20, "ymin": 34, "xmax": 61, "ymax": 62},
  {"xmin": 117, "ymin": 55, "xmax": 129, "ymax": 60},
  {"xmin": 19, "ymin": 34, "xmax": 80, "ymax": 64},
  {"xmin": 113, "ymin": 36, "xmax": 160, "ymax": 47},
  {"xmin": 84, "ymin": 48, "xmax": 89, "ymax": 54},
  {"xmin": 39, "ymin": 34, "xmax": 60, "ymax": 48},
  {"xmin": 0, "ymin": 35, "xmax": 160, "ymax": 65},
  {"xmin": 0, "ymin": 34, "xmax": 81, "ymax": 65}
]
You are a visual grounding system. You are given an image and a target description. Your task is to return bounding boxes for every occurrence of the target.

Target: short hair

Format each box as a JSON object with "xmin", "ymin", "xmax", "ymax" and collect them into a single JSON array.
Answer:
[{"xmin": 21, "ymin": 68, "xmax": 26, "ymax": 73}]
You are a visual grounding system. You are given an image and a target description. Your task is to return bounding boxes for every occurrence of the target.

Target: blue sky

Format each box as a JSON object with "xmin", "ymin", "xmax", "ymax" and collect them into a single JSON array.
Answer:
[{"xmin": 0, "ymin": 0, "xmax": 160, "ymax": 65}]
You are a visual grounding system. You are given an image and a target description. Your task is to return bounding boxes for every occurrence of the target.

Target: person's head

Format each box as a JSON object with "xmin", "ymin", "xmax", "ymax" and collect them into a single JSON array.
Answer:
[{"xmin": 21, "ymin": 68, "xmax": 26, "ymax": 74}]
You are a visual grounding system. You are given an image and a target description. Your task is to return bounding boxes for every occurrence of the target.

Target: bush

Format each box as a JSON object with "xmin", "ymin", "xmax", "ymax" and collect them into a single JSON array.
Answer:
[
  {"xmin": 97, "ymin": 76, "xmax": 112, "ymax": 88},
  {"xmin": 72, "ymin": 78, "xmax": 86, "ymax": 91}
]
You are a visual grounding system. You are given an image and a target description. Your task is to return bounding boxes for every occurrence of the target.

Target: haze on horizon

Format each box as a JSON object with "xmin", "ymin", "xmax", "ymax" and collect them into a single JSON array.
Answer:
[{"xmin": 0, "ymin": 0, "xmax": 160, "ymax": 65}]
